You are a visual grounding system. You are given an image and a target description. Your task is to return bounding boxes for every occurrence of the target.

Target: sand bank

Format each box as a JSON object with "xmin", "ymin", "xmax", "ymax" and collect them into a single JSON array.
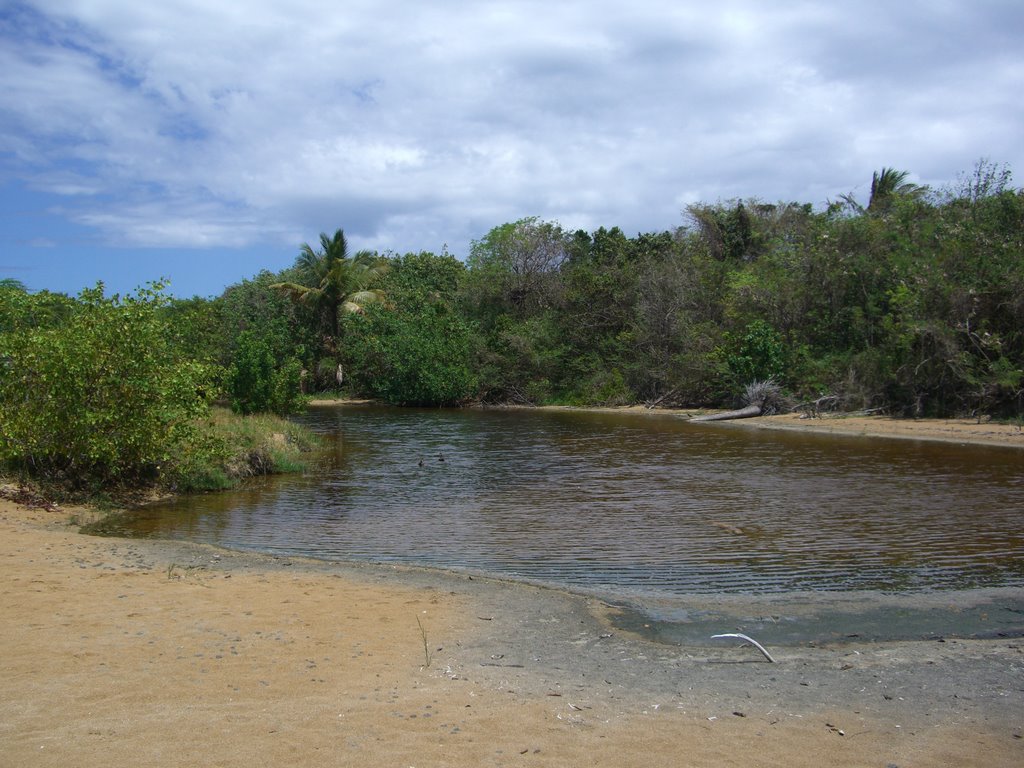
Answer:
[
  {"xmin": 2, "ymin": 493, "xmax": 1022, "ymax": 767},
  {"xmin": 730, "ymin": 412, "xmax": 1024, "ymax": 449}
]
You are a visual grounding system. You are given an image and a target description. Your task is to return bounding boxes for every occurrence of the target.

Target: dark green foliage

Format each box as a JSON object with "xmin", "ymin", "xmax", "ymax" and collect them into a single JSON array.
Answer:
[
  {"xmin": 160, "ymin": 295, "xmax": 224, "ymax": 363},
  {"xmin": 473, "ymin": 314, "xmax": 562, "ymax": 404},
  {"xmin": 343, "ymin": 251, "xmax": 477, "ymax": 406},
  {"xmin": 452, "ymin": 163, "xmax": 1022, "ymax": 415},
  {"xmin": 343, "ymin": 301, "xmax": 477, "ymax": 407},
  {"xmin": 272, "ymin": 358, "xmax": 305, "ymax": 415},
  {"xmin": 384, "ymin": 250, "xmax": 465, "ymax": 299},
  {"xmin": 687, "ymin": 201, "xmax": 761, "ymax": 261},
  {"xmin": 226, "ymin": 330, "xmax": 304, "ymax": 416},
  {"xmin": 629, "ymin": 238, "xmax": 726, "ymax": 405},
  {"xmin": 0, "ymin": 283, "xmax": 76, "ymax": 333},
  {"xmin": 226, "ymin": 330, "xmax": 274, "ymax": 414},
  {"xmin": 464, "ymin": 217, "xmax": 567, "ymax": 321},
  {"xmin": 216, "ymin": 270, "xmax": 316, "ymax": 366},
  {"xmin": 554, "ymin": 228, "xmax": 644, "ymax": 403},
  {"xmin": 720, "ymin": 320, "xmax": 788, "ymax": 389},
  {"xmin": 205, "ymin": 269, "xmax": 321, "ymax": 406}
]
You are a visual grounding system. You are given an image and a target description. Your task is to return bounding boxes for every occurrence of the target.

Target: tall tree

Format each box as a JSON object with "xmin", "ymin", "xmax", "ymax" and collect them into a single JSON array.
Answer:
[
  {"xmin": 271, "ymin": 229, "xmax": 388, "ymax": 346},
  {"xmin": 466, "ymin": 217, "xmax": 568, "ymax": 317}
]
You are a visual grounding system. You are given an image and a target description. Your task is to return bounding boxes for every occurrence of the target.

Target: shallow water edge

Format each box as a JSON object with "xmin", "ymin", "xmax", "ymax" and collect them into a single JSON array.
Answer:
[{"xmin": 87, "ymin": 402, "xmax": 1024, "ymax": 645}]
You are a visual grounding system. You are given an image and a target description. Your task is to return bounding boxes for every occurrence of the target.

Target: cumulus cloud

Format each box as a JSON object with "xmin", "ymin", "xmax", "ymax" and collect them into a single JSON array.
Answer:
[{"xmin": 1, "ymin": 0, "xmax": 1022, "ymax": 261}]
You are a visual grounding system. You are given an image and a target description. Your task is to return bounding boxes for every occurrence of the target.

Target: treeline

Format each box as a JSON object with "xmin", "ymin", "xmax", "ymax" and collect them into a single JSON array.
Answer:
[
  {"xmin": 179, "ymin": 161, "xmax": 1022, "ymax": 418},
  {"xmin": 2, "ymin": 161, "xmax": 1022, "ymax": 492}
]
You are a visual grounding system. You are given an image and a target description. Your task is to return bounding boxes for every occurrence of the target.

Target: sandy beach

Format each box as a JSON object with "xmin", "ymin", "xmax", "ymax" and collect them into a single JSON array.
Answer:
[
  {"xmin": 729, "ymin": 412, "xmax": 1024, "ymax": 449},
  {"xmin": 2, "ymin": 414, "xmax": 1023, "ymax": 767}
]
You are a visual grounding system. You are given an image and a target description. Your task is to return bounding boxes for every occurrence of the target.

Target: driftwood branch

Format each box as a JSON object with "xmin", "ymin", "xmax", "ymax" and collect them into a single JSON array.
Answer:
[
  {"xmin": 711, "ymin": 633, "xmax": 777, "ymax": 663},
  {"xmin": 794, "ymin": 394, "xmax": 840, "ymax": 419},
  {"xmin": 645, "ymin": 386, "xmax": 680, "ymax": 410}
]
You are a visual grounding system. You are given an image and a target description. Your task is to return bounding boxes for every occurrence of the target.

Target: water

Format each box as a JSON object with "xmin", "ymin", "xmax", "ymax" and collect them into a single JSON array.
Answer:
[{"xmin": 96, "ymin": 405, "xmax": 1024, "ymax": 643}]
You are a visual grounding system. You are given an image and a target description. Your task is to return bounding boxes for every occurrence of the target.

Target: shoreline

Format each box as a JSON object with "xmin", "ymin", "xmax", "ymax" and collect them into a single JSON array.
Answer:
[
  {"xmin": 722, "ymin": 411, "xmax": 1024, "ymax": 449},
  {"xmin": 2, "ymin": 497, "xmax": 1023, "ymax": 766},
  {"xmin": 310, "ymin": 398, "xmax": 1024, "ymax": 450}
]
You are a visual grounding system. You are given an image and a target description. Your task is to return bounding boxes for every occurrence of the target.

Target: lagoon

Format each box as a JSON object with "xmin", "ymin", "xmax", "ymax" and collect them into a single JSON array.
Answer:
[{"xmin": 99, "ymin": 404, "xmax": 1024, "ymax": 643}]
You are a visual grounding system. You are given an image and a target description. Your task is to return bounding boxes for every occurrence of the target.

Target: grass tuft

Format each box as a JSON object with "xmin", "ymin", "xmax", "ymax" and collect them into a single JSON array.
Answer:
[{"xmin": 162, "ymin": 407, "xmax": 319, "ymax": 493}]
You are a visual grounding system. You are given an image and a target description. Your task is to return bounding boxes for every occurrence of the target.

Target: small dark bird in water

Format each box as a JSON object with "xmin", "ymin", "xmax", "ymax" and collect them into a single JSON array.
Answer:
[
  {"xmin": 438, "ymin": 453, "xmax": 445, "ymax": 462},
  {"xmin": 418, "ymin": 459, "xmax": 424, "ymax": 467}
]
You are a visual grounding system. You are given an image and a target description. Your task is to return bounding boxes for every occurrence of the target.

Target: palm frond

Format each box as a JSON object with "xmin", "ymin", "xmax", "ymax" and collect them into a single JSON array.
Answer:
[
  {"xmin": 269, "ymin": 281, "xmax": 321, "ymax": 306},
  {"xmin": 837, "ymin": 192, "xmax": 865, "ymax": 215},
  {"xmin": 868, "ymin": 167, "xmax": 927, "ymax": 212},
  {"xmin": 341, "ymin": 289, "xmax": 387, "ymax": 314}
]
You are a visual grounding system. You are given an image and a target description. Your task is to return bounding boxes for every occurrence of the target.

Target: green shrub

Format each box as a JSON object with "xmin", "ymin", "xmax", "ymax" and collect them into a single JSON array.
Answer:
[
  {"xmin": 226, "ymin": 330, "xmax": 304, "ymax": 415},
  {"xmin": 344, "ymin": 302, "xmax": 478, "ymax": 406},
  {"xmin": 271, "ymin": 357, "xmax": 305, "ymax": 415},
  {"xmin": 0, "ymin": 283, "xmax": 216, "ymax": 488},
  {"xmin": 721, "ymin": 319, "xmax": 788, "ymax": 389}
]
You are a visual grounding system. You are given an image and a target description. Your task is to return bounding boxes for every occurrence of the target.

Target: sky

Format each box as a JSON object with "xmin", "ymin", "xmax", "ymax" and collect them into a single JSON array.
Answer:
[{"xmin": 1, "ymin": 1, "xmax": 1022, "ymax": 299}]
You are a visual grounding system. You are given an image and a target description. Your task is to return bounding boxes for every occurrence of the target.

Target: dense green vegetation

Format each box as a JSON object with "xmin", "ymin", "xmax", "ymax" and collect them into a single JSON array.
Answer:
[
  {"xmin": 0, "ymin": 281, "xmax": 316, "ymax": 496},
  {"xmin": 1, "ymin": 161, "xmax": 1022, "ymax": 493}
]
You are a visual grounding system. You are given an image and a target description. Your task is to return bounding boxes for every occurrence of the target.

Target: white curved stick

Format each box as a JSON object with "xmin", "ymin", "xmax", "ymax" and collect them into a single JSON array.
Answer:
[{"xmin": 711, "ymin": 633, "xmax": 777, "ymax": 663}]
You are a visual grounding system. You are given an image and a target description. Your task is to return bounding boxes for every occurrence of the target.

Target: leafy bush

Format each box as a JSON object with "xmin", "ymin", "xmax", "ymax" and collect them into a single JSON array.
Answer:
[
  {"xmin": 225, "ymin": 330, "xmax": 304, "ymax": 415},
  {"xmin": 343, "ymin": 302, "xmax": 478, "ymax": 406},
  {"xmin": 721, "ymin": 320, "xmax": 788, "ymax": 389},
  {"xmin": 0, "ymin": 283, "xmax": 216, "ymax": 488},
  {"xmin": 271, "ymin": 357, "xmax": 305, "ymax": 415}
]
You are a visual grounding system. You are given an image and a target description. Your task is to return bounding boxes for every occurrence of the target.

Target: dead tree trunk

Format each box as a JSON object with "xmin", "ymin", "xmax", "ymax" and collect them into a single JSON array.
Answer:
[{"xmin": 690, "ymin": 404, "xmax": 763, "ymax": 422}]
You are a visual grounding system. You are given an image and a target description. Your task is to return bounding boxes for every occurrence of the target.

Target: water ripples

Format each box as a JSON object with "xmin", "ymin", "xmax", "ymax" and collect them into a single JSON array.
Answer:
[{"xmin": 111, "ymin": 405, "xmax": 1024, "ymax": 598}]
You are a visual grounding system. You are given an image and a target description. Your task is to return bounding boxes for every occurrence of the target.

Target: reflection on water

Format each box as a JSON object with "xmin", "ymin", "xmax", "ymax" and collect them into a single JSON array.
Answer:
[{"xmin": 99, "ymin": 405, "xmax": 1024, "ymax": 603}]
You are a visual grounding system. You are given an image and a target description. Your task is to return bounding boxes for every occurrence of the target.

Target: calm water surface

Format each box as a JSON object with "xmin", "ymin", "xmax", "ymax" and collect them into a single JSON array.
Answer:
[{"xmin": 107, "ymin": 405, "xmax": 1024, "ymax": 612}]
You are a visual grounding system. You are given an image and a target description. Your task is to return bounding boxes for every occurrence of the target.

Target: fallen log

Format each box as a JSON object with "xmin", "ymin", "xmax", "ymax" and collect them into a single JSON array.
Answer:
[
  {"xmin": 690, "ymin": 379, "xmax": 786, "ymax": 422},
  {"xmin": 690, "ymin": 404, "xmax": 762, "ymax": 422}
]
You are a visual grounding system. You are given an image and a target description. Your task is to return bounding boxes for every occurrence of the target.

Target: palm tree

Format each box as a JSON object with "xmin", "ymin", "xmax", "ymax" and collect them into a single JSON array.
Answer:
[
  {"xmin": 838, "ymin": 168, "xmax": 928, "ymax": 215},
  {"xmin": 271, "ymin": 229, "xmax": 388, "ymax": 342},
  {"xmin": 867, "ymin": 167, "xmax": 926, "ymax": 213}
]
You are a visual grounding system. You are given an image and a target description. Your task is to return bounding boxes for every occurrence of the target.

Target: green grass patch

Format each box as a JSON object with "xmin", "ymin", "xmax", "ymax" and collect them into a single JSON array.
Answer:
[
  {"xmin": 162, "ymin": 407, "xmax": 320, "ymax": 493},
  {"xmin": 1, "ymin": 407, "xmax": 319, "ymax": 503}
]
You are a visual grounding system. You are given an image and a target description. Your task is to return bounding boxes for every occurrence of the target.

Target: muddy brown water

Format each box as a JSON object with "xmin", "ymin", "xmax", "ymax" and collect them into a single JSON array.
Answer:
[{"xmin": 92, "ymin": 405, "xmax": 1024, "ymax": 645}]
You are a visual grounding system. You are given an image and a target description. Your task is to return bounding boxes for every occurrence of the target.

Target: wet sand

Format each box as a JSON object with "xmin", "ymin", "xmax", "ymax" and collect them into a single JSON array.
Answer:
[{"xmin": 2, "ymin": 486, "xmax": 1023, "ymax": 767}]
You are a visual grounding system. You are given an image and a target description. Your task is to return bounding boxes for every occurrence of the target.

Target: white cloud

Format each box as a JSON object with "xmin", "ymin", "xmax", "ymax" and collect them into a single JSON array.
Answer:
[{"xmin": 1, "ymin": 0, "xmax": 1022, "ymax": 260}]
